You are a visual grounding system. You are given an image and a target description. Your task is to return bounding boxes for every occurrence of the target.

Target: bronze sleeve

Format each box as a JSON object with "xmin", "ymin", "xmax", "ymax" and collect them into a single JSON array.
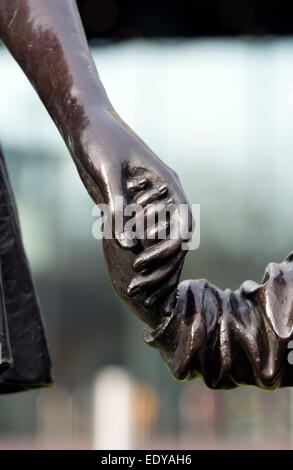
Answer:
[{"xmin": 144, "ymin": 253, "xmax": 293, "ymax": 390}]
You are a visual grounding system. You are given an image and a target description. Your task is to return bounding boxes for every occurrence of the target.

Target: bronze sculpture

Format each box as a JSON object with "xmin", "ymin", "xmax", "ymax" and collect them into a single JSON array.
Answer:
[
  {"xmin": 0, "ymin": 147, "xmax": 52, "ymax": 392},
  {"xmin": 0, "ymin": 0, "xmax": 190, "ymax": 391},
  {"xmin": 103, "ymin": 179, "xmax": 293, "ymax": 390},
  {"xmin": 0, "ymin": 0, "xmax": 292, "ymax": 392}
]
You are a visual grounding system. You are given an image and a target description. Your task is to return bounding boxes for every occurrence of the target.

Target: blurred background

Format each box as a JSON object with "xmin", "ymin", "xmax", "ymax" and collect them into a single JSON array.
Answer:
[{"xmin": 0, "ymin": 0, "xmax": 293, "ymax": 450}]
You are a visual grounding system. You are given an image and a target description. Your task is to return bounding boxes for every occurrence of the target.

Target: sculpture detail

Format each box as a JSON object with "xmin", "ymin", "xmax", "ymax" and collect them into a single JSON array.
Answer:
[
  {"xmin": 103, "ymin": 179, "xmax": 293, "ymax": 390},
  {"xmin": 0, "ymin": 0, "xmax": 292, "ymax": 392}
]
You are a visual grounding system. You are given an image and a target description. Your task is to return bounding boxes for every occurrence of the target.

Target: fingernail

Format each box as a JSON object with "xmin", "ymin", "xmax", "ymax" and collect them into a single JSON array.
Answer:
[{"xmin": 133, "ymin": 260, "xmax": 145, "ymax": 272}]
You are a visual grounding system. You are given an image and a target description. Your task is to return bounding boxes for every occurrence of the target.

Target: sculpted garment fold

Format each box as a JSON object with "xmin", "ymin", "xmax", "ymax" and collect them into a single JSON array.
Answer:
[{"xmin": 144, "ymin": 253, "xmax": 293, "ymax": 390}]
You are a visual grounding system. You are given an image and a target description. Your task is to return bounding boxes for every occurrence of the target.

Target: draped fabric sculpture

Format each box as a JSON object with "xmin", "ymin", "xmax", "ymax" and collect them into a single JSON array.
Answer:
[{"xmin": 0, "ymin": 0, "xmax": 292, "ymax": 392}]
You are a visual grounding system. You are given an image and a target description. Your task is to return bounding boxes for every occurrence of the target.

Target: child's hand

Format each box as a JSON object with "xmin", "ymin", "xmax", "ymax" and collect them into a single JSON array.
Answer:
[
  {"xmin": 102, "ymin": 164, "xmax": 193, "ymax": 328},
  {"xmin": 125, "ymin": 172, "xmax": 191, "ymax": 310}
]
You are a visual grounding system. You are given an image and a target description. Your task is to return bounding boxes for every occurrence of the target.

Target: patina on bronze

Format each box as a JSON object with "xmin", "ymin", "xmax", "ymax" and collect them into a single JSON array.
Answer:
[
  {"xmin": 103, "ymin": 177, "xmax": 293, "ymax": 390},
  {"xmin": 0, "ymin": 0, "xmax": 291, "ymax": 392},
  {"xmin": 0, "ymin": 0, "xmax": 189, "ymax": 391},
  {"xmin": 0, "ymin": 147, "xmax": 52, "ymax": 392}
]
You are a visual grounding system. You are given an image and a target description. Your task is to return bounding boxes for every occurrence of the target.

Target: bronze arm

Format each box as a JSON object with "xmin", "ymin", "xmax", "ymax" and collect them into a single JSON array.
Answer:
[{"xmin": 142, "ymin": 253, "xmax": 293, "ymax": 390}]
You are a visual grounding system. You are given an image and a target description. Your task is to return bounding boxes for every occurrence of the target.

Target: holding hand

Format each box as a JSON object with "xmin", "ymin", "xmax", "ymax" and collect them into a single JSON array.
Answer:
[
  {"xmin": 100, "ymin": 133, "xmax": 194, "ymax": 329},
  {"xmin": 125, "ymin": 172, "xmax": 190, "ymax": 310}
]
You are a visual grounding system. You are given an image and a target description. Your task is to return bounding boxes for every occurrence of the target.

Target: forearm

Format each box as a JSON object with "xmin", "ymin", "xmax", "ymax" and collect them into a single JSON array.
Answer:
[{"xmin": 0, "ymin": 0, "xmax": 112, "ymax": 169}]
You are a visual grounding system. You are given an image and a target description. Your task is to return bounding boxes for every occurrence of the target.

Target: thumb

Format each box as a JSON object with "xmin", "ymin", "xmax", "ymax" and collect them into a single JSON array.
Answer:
[{"xmin": 104, "ymin": 170, "xmax": 137, "ymax": 250}]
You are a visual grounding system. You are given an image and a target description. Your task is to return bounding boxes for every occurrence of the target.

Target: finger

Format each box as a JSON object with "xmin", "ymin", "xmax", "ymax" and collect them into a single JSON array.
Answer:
[
  {"xmin": 127, "ymin": 176, "xmax": 148, "ymax": 194},
  {"xmin": 134, "ymin": 184, "xmax": 168, "ymax": 207},
  {"xmin": 144, "ymin": 199, "xmax": 174, "ymax": 223},
  {"xmin": 145, "ymin": 220, "xmax": 169, "ymax": 241},
  {"xmin": 143, "ymin": 268, "xmax": 183, "ymax": 308},
  {"xmin": 177, "ymin": 205, "xmax": 194, "ymax": 242},
  {"xmin": 133, "ymin": 237, "xmax": 182, "ymax": 272},
  {"xmin": 113, "ymin": 205, "xmax": 138, "ymax": 250},
  {"xmin": 127, "ymin": 251, "xmax": 184, "ymax": 297},
  {"xmin": 135, "ymin": 203, "xmax": 191, "ymax": 268}
]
